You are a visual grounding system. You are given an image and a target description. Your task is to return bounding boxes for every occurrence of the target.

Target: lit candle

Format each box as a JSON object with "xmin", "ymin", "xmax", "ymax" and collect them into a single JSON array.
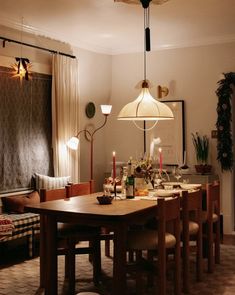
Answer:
[
  {"xmin": 112, "ymin": 151, "xmax": 116, "ymax": 180},
  {"xmin": 159, "ymin": 148, "xmax": 163, "ymax": 173}
]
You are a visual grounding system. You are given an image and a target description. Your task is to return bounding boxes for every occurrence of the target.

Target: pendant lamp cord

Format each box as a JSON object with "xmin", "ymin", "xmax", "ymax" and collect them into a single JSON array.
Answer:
[
  {"xmin": 144, "ymin": 5, "xmax": 150, "ymax": 81},
  {"xmin": 144, "ymin": 7, "xmax": 146, "ymax": 81}
]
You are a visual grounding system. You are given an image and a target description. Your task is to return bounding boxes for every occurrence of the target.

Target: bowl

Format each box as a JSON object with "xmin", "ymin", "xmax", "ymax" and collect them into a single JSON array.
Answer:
[{"xmin": 97, "ymin": 195, "xmax": 114, "ymax": 205}]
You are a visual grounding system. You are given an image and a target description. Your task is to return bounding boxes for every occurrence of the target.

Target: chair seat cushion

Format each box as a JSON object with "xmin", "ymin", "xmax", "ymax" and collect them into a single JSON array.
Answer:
[
  {"xmin": 180, "ymin": 221, "xmax": 199, "ymax": 235},
  {"xmin": 202, "ymin": 211, "xmax": 219, "ymax": 223},
  {"xmin": 58, "ymin": 222, "xmax": 100, "ymax": 239},
  {"xmin": 127, "ymin": 229, "xmax": 176, "ymax": 250}
]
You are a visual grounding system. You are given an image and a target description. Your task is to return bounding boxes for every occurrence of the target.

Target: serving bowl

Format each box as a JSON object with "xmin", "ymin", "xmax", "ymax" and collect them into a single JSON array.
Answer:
[{"xmin": 97, "ymin": 195, "xmax": 114, "ymax": 205}]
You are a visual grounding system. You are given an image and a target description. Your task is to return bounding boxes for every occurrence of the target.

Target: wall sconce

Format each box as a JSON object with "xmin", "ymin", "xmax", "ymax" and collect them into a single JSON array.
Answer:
[{"xmin": 67, "ymin": 104, "xmax": 112, "ymax": 181}]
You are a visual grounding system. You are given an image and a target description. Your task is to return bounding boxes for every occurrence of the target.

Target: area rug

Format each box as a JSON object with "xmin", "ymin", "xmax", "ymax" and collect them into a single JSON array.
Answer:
[{"xmin": 0, "ymin": 243, "xmax": 234, "ymax": 295}]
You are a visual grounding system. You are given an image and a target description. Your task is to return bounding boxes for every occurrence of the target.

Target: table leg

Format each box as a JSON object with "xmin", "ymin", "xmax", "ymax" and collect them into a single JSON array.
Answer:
[
  {"xmin": 113, "ymin": 223, "xmax": 127, "ymax": 295},
  {"xmin": 40, "ymin": 215, "xmax": 46, "ymax": 288},
  {"xmin": 45, "ymin": 216, "xmax": 57, "ymax": 295}
]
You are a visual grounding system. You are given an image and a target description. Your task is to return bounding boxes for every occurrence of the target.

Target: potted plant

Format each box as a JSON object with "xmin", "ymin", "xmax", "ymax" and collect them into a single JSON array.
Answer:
[{"xmin": 192, "ymin": 132, "xmax": 212, "ymax": 174}]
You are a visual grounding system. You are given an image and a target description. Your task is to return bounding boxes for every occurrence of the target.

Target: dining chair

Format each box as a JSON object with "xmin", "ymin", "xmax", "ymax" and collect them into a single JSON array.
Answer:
[
  {"xmin": 40, "ymin": 185, "xmax": 101, "ymax": 294},
  {"xmin": 202, "ymin": 181, "xmax": 220, "ymax": 273},
  {"xmin": 66, "ymin": 182, "xmax": 114, "ymax": 258},
  {"xmin": 126, "ymin": 196, "xmax": 181, "ymax": 295},
  {"xmin": 181, "ymin": 189, "xmax": 203, "ymax": 293}
]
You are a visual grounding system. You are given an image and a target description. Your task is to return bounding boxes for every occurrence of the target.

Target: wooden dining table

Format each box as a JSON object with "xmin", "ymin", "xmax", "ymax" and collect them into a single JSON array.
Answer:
[{"xmin": 25, "ymin": 192, "xmax": 158, "ymax": 295}]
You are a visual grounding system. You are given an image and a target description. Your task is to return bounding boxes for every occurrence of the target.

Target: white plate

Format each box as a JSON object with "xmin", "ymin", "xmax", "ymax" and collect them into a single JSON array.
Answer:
[
  {"xmin": 162, "ymin": 182, "xmax": 182, "ymax": 187},
  {"xmin": 155, "ymin": 189, "xmax": 175, "ymax": 197},
  {"xmin": 180, "ymin": 183, "xmax": 201, "ymax": 190}
]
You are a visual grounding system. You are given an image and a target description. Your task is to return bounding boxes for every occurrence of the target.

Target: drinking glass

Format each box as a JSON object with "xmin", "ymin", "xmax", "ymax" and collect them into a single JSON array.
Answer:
[{"xmin": 172, "ymin": 166, "xmax": 182, "ymax": 182}]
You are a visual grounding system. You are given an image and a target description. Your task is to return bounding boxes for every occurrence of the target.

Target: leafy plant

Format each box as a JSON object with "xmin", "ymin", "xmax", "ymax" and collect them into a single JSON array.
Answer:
[
  {"xmin": 192, "ymin": 132, "xmax": 209, "ymax": 165},
  {"xmin": 216, "ymin": 72, "xmax": 235, "ymax": 171}
]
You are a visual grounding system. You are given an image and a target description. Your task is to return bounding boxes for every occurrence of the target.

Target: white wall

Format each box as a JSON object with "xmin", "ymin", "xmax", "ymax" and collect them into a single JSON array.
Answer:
[
  {"xmin": 72, "ymin": 47, "xmax": 112, "ymax": 191},
  {"xmin": 107, "ymin": 42, "xmax": 235, "ymax": 233}
]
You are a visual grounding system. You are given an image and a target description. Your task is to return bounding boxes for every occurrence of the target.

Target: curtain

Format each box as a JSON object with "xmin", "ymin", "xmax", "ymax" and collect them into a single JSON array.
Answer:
[{"xmin": 52, "ymin": 54, "xmax": 79, "ymax": 182}]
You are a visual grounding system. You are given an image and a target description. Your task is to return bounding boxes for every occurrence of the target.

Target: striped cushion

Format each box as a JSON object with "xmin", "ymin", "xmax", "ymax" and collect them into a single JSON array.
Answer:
[{"xmin": 34, "ymin": 173, "xmax": 70, "ymax": 190}]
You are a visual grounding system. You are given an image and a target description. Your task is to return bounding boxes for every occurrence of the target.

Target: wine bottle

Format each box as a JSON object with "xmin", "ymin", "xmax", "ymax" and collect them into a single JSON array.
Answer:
[{"xmin": 126, "ymin": 175, "xmax": 135, "ymax": 199}]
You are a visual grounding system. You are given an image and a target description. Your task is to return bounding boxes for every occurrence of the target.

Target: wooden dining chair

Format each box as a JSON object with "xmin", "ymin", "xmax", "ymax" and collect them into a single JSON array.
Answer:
[
  {"xmin": 66, "ymin": 182, "xmax": 114, "ymax": 258},
  {"xmin": 202, "ymin": 181, "xmax": 220, "ymax": 273},
  {"xmin": 40, "ymin": 185, "xmax": 101, "ymax": 294},
  {"xmin": 181, "ymin": 189, "xmax": 203, "ymax": 293},
  {"xmin": 126, "ymin": 196, "xmax": 181, "ymax": 295},
  {"xmin": 66, "ymin": 180, "xmax": 94, "ymax": 196}
]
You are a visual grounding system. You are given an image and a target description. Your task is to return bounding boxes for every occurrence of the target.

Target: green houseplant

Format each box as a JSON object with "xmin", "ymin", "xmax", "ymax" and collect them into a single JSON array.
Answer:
[{"xmin": 192, "ymin": 132, "xmax": 212, "ymax": 174}]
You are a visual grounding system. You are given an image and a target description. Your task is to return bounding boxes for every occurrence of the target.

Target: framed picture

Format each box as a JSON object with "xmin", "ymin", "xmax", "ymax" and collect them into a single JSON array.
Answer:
[{"xmin": 146, "ymin": 100, "xmax": 185, "ymax": 166}]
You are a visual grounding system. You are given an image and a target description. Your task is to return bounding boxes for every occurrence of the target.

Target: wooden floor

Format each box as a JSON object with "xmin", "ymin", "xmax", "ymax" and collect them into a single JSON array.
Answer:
[{"xmin": 223, "ymin": 234, "xmax": 235, "ymax": 245}]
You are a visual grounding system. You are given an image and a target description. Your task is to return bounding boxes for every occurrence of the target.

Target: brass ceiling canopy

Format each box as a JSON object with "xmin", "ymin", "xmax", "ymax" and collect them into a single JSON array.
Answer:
[{"xmin": 114, "ymin": 0, "xmax": 169, "ymax": 5}]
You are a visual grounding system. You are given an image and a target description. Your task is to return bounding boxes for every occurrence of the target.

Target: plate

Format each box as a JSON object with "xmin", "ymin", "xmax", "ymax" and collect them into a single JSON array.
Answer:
[
  {"xmin": 155, "ymin": 189, "xmax": 174, "ymax": 197},
  {"xmin": 162, "ymin": 182, "xmax": 182, "ymax": 188},
  {"xmin": 180, "ymin": 183, "xmax": 201, "ymax": 190}
]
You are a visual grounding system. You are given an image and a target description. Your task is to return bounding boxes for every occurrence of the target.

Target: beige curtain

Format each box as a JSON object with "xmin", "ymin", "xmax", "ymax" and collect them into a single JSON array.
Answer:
[{"xmin": 52, "ymin": 54, "xmax": 80, "ymax": 182}]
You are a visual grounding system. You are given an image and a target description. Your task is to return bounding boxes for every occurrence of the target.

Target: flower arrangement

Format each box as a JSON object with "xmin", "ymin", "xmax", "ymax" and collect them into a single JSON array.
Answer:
[{"xmin": 133, "ymin": 157, "xmax": 155, "ymax": 186}]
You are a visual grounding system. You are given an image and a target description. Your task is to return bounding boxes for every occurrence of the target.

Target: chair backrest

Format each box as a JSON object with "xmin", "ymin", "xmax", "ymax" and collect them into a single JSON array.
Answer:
[
  {"xmin": 156, "ymin": 195, "xmax": 181, "ymax": 293},
  {"xmin": 66, "ymin": 181, "xmax": 93, "ymax": 198},
  {"xmin": 182, "ymin": 189, "xmax": 202, "ymax": 223},
  {"xmin": 181, "ymin": 189, "xmax": 202, "ymax": 239},
  {"xmin": 206, "ymin": 181, "xmax": 220, "ymax": 219},
  {"xmin": 40, "ymin": 187, "xmax": 66, "ymax": 202},
  {"xmin": 157, "ymin": 196, "xmax": 181, "ymax": 247}
]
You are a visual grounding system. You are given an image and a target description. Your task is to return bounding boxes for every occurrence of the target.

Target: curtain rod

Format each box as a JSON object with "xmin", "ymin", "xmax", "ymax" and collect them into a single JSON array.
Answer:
[{"xmin": 0, "ymin": 36, "xmax": 76, "ymax": 59}]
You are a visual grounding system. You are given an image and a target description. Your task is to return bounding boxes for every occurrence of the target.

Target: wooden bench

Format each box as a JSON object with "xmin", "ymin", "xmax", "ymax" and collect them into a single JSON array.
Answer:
[{"xmin": 0, "ymin": 212, "xmax": 40, "ymax": 257}]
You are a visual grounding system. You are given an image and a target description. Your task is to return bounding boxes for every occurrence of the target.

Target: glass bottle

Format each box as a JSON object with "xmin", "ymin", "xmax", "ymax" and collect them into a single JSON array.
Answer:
[
  {"xmin": 126, "ymin": 159, "xmax": 135, "ymax": 199},
  {"xmin": 126, "ymin": 175, "xmax": 135, "ymax": 199},
  {"xmin": 121, "ymin": 166, "xmax": 128, "ymax": 198}
]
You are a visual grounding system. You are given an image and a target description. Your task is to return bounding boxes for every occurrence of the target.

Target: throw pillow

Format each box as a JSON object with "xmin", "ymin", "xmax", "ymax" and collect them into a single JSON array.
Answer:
[
  {"xmin": 2, "ymin": 191, "xmax": 40, "ymax": 213},
  {"xmin": 34, "ymin": 173, "xmax": 70, "ymax": 191}
]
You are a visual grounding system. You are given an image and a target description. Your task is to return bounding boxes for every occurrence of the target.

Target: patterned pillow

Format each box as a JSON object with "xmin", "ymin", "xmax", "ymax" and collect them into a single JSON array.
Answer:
[{"xmin": 34, "ymin": 173, "xmax": 70, "ymax": 191}]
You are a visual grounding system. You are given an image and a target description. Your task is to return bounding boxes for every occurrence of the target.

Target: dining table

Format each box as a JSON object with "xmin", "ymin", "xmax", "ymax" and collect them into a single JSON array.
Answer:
[{"xmin": 25, "ymin": 192, "xmax": 158, "ymax": 295}]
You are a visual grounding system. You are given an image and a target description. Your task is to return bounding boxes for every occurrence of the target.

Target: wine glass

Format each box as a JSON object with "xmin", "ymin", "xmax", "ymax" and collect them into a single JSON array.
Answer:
[{"xmin": 172, "ymin": 166, "xmax": 182, "ymax": 182}]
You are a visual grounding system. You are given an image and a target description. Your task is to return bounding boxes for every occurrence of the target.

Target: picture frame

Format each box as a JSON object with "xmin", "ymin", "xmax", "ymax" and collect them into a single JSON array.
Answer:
[{"xmin": 146, "ymin": 100, "xmax": 185, "ymax": 166}]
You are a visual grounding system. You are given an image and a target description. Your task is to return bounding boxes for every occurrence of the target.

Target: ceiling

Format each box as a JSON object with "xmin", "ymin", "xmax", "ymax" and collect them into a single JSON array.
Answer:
[{"xmin": 0, "ymin": 0, "xmax": 234, "ymax": 55}]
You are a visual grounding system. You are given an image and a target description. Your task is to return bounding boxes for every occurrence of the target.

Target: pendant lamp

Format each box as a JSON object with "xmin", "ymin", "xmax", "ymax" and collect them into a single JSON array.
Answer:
[{"xmin": 117, "ymin": 0, "xmax": 174, "ymax": 122}]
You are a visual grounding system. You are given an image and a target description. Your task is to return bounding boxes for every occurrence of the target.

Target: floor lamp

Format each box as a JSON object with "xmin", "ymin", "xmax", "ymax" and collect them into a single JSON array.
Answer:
[{"xmin": 67, "ymin": 105, "xmax": 112, "ymax": 190}]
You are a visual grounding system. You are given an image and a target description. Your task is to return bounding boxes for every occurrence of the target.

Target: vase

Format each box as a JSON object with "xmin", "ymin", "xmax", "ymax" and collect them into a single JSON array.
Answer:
[
  {"xmin": 135, "ymin": 177, "xmax": 153, "ymax": 196},
  {"xmin": 195, "ymin": 164, "xmax": 212, "ymax": 174}
]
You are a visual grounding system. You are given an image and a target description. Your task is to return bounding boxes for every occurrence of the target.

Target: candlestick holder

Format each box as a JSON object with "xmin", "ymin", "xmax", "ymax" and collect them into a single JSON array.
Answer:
[
  {"xmin": 154, "ymin": 169, "xmax": 170, "ymax": 188},
  {"xmin": 113, "ymin": 178, "xmax": 122, "ymax": 200}
]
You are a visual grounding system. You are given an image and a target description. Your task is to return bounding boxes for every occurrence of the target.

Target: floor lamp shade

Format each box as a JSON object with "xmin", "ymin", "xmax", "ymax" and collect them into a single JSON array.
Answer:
[{"xmin": 67, "ymin": 136, "xmax": 79, "ymax": 150}]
